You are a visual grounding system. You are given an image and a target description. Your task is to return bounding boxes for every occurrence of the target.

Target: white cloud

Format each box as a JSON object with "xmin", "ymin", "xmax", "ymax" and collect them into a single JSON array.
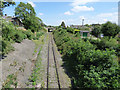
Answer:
[
  {"xmin": 71, "ymin": 6, "xmax": 94, "ymax": 12},
  {"xmin": 71, "ymin": 0, "xmax": 99, "ymax": 6},
  {"xmin": 97, "ymin": 12, "xmax": 117, "ymax": 18},
  {"xmin": 70, "ymin": 0, "xmax": 95, "ymax": 13},
  {"xmin": 64, "ymin": 11, "xmax": 74, "ymax": 15},
  {"xmin": 61, "ymin": 11, "xmax": 118, "ymax": 26},
  {"xmin": 39, "ymin": 13, "xmax": 44, "ymax": 16},
  {"xmin": 28, "ymin": 1, "xmax": 36, "ymax": 7}
]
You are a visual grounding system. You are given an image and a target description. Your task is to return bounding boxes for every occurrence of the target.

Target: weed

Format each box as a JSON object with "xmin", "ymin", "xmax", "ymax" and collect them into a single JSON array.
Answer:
[
  {"xmin": 2, "ymin": 74, "xmax": 17, "ymax": 88},
  {"xmin": 10, "ymin": 60, "xmax": 17, "ymax": 67},
  {"xmin": 19, "ymin": 66, "xmax": 24, "ymax": 72}
]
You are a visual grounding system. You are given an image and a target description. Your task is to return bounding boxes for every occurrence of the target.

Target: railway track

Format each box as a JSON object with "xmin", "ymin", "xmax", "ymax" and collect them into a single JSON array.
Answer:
[{"xmin": 47, "ymin": 33, "xmax": 61, "ymax": 89}]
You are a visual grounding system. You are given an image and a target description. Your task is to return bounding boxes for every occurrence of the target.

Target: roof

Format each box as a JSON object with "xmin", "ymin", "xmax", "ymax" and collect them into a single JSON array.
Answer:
[
  {"xmin": 2, "ymin": 16, "xmax": 23, "ymax": 23},
  {"xmin": 70, "ymin": 25, "xmax": 83, "ymax": 27},
  {"xmin": 80, "ymin": 30, "xmax": 89, "ymax": 33}
]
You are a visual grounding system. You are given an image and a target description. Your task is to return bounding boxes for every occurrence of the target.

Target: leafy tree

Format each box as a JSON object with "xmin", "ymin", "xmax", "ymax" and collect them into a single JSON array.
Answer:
[
  {"xmin": 91, "ymin": 25, "xmax": 101, "ymax": 38},
  {"xmin": 15, "ymin": 2, "xmax": 43, "ymax": 33},
  {"xmin": 23, "ymin": 15, "xmax": 42, "ymax": 33},
  {"xmin": 0, "ymin": 0, "xmax": 15, "ymax": 16},
  {"xmin": 101, "ymin": 21, "xmax": 120, "ymax": 38},
  {"xmin": 61, "ymin": 21, "xmax": 66, "ymax": 28},
  {"xmin": 15, "ymin": 2, "xmax": 36, "ymax": 20},
  {"xmin": 85, "ymin": 24, "xmax": 89, "ymax": 27}
]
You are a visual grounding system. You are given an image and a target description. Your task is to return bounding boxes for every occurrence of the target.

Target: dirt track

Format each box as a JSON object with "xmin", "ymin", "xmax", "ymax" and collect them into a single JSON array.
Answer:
[{"xmin": 1, "ymin": 39, "xmax": 35, "ymax": 88}]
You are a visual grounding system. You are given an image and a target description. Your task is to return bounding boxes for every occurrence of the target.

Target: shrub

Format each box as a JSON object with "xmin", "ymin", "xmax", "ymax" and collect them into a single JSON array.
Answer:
[
  {"xmin": 22, "ymin": 30, "xmax": 34, "ymax": 40},
  {"xmin": 12, "ymin": 30, "xmax": 25, "ymax": 43},
  {"xmin": 2, "ymin": 40, "xmax": 14, "ymax": 55},
  {"xmin": 53, "ymin": 28, "xmax": 120, "ymax": 88}
]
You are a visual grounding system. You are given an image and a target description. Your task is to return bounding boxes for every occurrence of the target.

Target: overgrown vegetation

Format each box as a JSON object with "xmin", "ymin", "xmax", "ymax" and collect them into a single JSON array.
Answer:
[
  {"xmin": 53, "ymin": 26, "xmax": 120, "ymax": 88},
  {"xmin": 1, "ymin": 17, "xmax": 44, "ymax": 56},
  {"xmin": 15, "ymin": 2, "xmax": 45, "ymax": 33},
  {"xmin": 0, "ymin": 1, "xmax": 46, "ymax": 57},
  {"xmin": 91, "ymin": 21, "xmax": 120, "ymax": 38},
  {"xmin": 28, "ymin": 36, "xmax": 45, "ymax": 87}
]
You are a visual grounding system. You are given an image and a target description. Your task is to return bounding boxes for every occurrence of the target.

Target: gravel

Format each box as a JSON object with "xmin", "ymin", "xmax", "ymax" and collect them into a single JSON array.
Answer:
[{"xmin": 1, "ymin": 39, "xmax": 36, "ymax": 88}]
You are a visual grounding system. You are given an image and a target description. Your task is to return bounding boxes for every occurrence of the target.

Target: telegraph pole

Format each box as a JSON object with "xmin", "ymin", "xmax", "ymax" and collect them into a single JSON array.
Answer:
[{"xmin": 82, "ymin": 19, "xmax": 84, "ymax": 26}]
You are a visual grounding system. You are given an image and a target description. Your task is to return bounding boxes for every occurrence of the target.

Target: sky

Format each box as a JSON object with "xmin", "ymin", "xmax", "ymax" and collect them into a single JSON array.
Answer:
[{"xmin": 3, "ymin": 0, "xmax": 119, "ymax": 26}]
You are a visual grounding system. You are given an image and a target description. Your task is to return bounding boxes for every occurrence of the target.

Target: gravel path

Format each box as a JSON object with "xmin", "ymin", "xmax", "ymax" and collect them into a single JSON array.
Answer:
[{"xmin": 1, "ymin": 39, "xmax": 36, "ymax": 88}]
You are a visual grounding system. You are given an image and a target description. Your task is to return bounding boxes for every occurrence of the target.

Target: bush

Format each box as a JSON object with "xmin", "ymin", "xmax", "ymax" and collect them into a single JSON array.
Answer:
[
  {"xmin": 53, "ymin": 28, "xmax": 120, "ymax": 88},
  {"xmin": 2, "ymin": 20, "xmax": 15, "ymax": 41},
  {"xmin": 36, "ymin": 32, "xmax": 44, "ymax": 40},
  {"xmin": 89, "ymin": 37, "xmax": 120, "ymax": 56},
  {"xmin": 66, "ymin": 27, "xmax": 74, "ymax": 33},
  {"xmin": 22, "ymin": 30, "xmax": 34, "ymax": 40},
  {"xmin": 2, "ymin": 40, "xmax": 14, "ymax": 55}
]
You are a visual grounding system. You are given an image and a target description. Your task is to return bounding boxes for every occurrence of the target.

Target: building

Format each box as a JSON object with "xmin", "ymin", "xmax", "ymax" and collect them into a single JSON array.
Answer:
[
  {"xmin": 2, "ymin": 14, "xmax": 23, "ymax": 27},
  {"xmin": 74, "ymin": 29, "xmax": 90, "ymax": 38},
  {"xmin": 80, "ymin": 30, "xmax": 90, "ymax": 38},
  {"xmin": 70, "ymin": 25, "xmax": 83, "ymax": 29},
  {"xmin": 11, "ymin": 17, "xmax": 23, "ymax": 27},
  {"xmin": 119, "ymin": 1, "xmax": 120, "ymax": 26}
]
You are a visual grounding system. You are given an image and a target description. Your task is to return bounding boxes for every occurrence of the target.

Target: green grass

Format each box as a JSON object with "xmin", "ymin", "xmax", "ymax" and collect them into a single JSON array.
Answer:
[
  {"xmin": 32, "ymin": 35, "xmax": 45, "ymax": 55},
  {"xmin": 2, "ymin": 74, "xmax": 17, "ymax": 88},
  {"xmin": 27, "ymin": 34, "xmax": 46, "ymax": 87}
]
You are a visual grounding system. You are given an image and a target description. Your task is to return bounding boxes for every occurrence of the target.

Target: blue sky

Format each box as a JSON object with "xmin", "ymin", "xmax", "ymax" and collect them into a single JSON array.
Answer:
[{"xmin": 3, "ymin": 1, "xmax": 119, "ymax": 26}]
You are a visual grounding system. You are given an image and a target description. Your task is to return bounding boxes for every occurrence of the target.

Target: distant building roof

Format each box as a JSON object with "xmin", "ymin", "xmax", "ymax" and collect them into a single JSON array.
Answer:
[{"xmin": 80, "ymin": 30, "xmax": 89, "ymax": 33}]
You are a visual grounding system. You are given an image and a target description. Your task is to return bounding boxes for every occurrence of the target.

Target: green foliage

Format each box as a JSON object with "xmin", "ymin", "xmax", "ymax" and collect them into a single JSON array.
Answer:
[
  {"xmin": 23, "ymin": 16, "xmax": 42, "ymax": 33},
  {"xmin": 60, "ymin": 21, "xmax": 66, "ymax": 28},
  {"xmin": 2, "ymin": 74, "xmax": 17, "ymax": 88},
  {"xmin": 89, "ymin": 37, "xmax": 120, "ymax": 56},
  {"xmin": 12, "ymin": 30, "xmax": 26, "ymax": 43},
  {"xmin": 15, "ymin": 2, "xmax": 36, "ymax": 20},
  {"xmin": 101, "ymin": 21, "xmax": 120, "ymax": 38},
  {"xmin": 15, "ymin": 2, "xmax": 43, "ymax": 33},
  {"xmin": 1, "ymin": 18, "xmax": 44, "ymax": 56},
  {"xmin": 66, "ymin": 27, "xmax": 74, "ymax": 33},
  {"xmin": 53, "ymin": 28, "xmax": 120, "ymax": 88},
  {"xmin": 2, "ymin": 20, "xmax": 15, "ymax": 41},
  {"xmin": 22, "ymin": 30, "xmax": 34, "ymax": 40},
  {"xmin": 91, "ymin": 25, "xmax": 101, "ymax": 38},
  {"xmin": 28, "ymin": 45, "xmax": 43, "ymax": 87},
  {"xmin": 2, "ymin": 40, "xmax": 14, "ymax": 55},
  {"xmin": 36, "ymin": 32, "xmax": 44, "ymax": 40}
]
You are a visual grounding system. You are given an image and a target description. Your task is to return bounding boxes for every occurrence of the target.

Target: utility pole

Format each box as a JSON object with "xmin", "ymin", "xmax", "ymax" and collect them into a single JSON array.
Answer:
[{"xmin": 82, "ymin": 19, "xmax": 84, "ymax": 26}]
